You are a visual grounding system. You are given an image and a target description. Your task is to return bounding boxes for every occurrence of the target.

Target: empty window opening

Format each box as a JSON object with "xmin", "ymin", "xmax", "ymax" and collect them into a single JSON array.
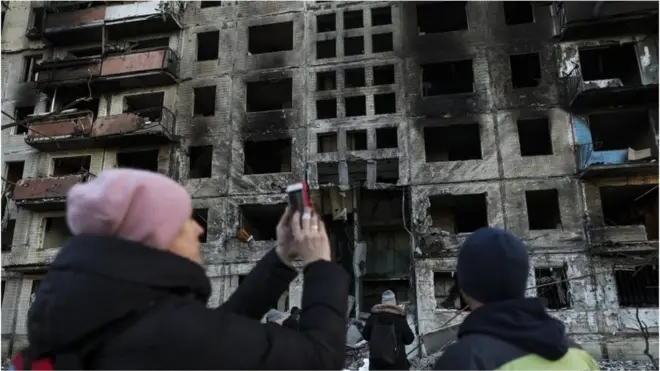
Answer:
[
  {"xmin": 376, "ymin": 127, "xmax": 398, "ymax": 149},
  {"xmin": 196, "ymin": 31, "xmax": 219, "ymax": 61},
  {"xmin": 28, "ymin": 7, "xmax": 44, "ymax": 33},
  {"xmin": 434, "ymin": 272, "xmax": 468, "ymax": 310},
  {"xmin": 317, "ymin": 39, "xmax": 336, "ymax": 59},
  {"xmin": 52, "ymin": 156, "xmax": 90, "ymax": 176},
  {"xmin": 244, "ymin": 138, "xmax": 292, "ymax": 174},
  {"xmin": 238, "ymin": 274, "xmax": 247, "ymax": 286},
  {"xmin": 70, "ymin": 97, "xmax": 100, "ymax": 120},
  {"xmin": 22, "ymin": 55, "xmax": 41, "ymax": 82},
  {"xmin": 536, "ymin": 267, "xmax": 571, "ymax": 310},
  {"xmin": 6, "ymin": 161, "xmax": 25, "ymax": 186},
  {"xmin": 372, "ymin": 33, "xmax": 393, "ymax": 53},
  {"xmin": 193, "ymin": 208, "xmax": 208, "ymax": 243},
  {"xmin": 615, "ymin": 265, "xmax": 659, "ymax": 307},
  {"xmin": 247, "ymin": 78, "xmax": 293, "ymax": 112},
  {"xmin": 128, "ymin": 37, "xmax": 170, "ymax": 52},
  {"xmin": 348, "ymin": 160, "xmax": 368, "ymax": 184},
  {"xmin": 371, "ymin": 6, "xmax": 392, "ymax": 26},
  {"xmin": 317, "ymin": 133, "xmax": 338, "ymax": 153},
  {"xmin": 579, "ymin": 44, "xmax": 641, "ymax": 85},
  {"xmin": 317, "ymin": 13, "xmax": 336, "ymax": 32},
  {"xmin": 248, "ymin": 22, "xmax": 293, "ymax": 54},
  {"xmin": 200, "ymin": 1, "xmax": 222, "ymax": 8},
  {"xmin": 316, "ymin": 99, "xmax": 337, "ymax": 119},
  {"xmin": 424, "ymin": 124, "xmax": 482, "ymax": 162},
  {"xmin": 193, "ymin": 86, "xmax": 216, "ymax": 117},
  {"xmin": 376, "ymin": 159, "xmax": 398, "ymax": 184},
  {"xmin": 374, "ymin": 65, "xmax": 395, "ymax": 85},
  {"xmin": 526, "ymin": 189, "xmax": 561, "ymax": 230},
  {"xmin": 374, "ymin": 93, "xmax": 396, "ymax": 114},
  {"xmin": 116, "ymin": 150, "xmax": 159, "ymax": 172},
  {"xmin": 503, "ymin": 1, "xmax": 534, "ymax": 25},
  {"xmin": 422, "ymin": 60, "xmax": 474, "ymax": 96},
  {"xmin": 518, "ymin": 117, "xmax": 553, "ymax": 156},
  {"xmin": 30, "ymin": 279, "xmax": 43, "ymax": 305},
  {"xmin": 347, "ymin": 130, "xmax": 367, "ymax": 150},
  {"xmin": 429, "ymin": 193, "xmax": 488, "ymax": 233},
  {"xmin": 417, "ymin": 2, "xmax": 467, "ymax": 34},
  {"xmin": 2, "ymin": 220, "xmax": 16, "ymax": 252},
  {"xmin": 43, "ymin": 217, "xmax": 72, "ymax": 250},
  {"xmin": 362, "ymin": 280, "xmax": 409, "ymax": 312},
  {"xmin": 510, "ymin": 53, "xmax": 541, "ymax": 89},
  {"xmin": 124, "ymin": 92, "xmax": 165, "ymax": 121},
  {"xmin": 14, "ymin": 106, "xmax": 35, "ymax": 135},
  {"xmin": 240, "ymin": 204, "xmax": 286, "ymax": 241},
  {"xmin": 69, "ymin": 47, "xmax": 102, "ymax": 58},
  {"xmin": 189, "ymin": 145, "xmax": 213, "ymax": 179},
  {"xmin": 344, "ymin": 36, "xmax": 364, "ymax": 56},
  {"xmin": 1, "ymin": 280, "xmax": 5, "ymax": 304},
  {"xmin": 345, "ymin": 68, "xmax": 365, "ymax": 88},
  {"xmin": 599, "ymin": 185, "xmax": 659, "ymax": 240},
  {"xmin": 345, "ymin": 95, "xmax": 366, "ymax": 117},
  {"xmin": 317, "ymin": 162, "xmax": 339, "ymax": 184},
  {"xmin": 344, "ymin": 10, "xmax": 363, "ymax": 29},
  {"xmin": 317, "ymin": 71, "xmax": 336, "ymax": 91},
  {"xmin": 588, "ymin": 110, "xmax": 652, "ymax": 152}
]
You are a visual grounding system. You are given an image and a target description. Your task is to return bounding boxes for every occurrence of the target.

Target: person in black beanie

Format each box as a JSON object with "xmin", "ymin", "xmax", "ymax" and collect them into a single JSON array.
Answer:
[{"xmin": 433, "ymin": 228, "xmax": 599, "ymax": 370}]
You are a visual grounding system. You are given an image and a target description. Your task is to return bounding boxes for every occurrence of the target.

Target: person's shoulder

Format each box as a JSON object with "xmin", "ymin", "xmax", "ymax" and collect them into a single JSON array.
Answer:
[{"xmin": 433, "ymin": 340, "xmax": 478, "ymax": 370}]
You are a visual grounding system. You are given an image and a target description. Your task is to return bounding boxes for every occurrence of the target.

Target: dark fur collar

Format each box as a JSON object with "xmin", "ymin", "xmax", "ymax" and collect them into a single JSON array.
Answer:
[{"xmin": 372, "ymin": 303, "xmax": 405, "ymax": 316}]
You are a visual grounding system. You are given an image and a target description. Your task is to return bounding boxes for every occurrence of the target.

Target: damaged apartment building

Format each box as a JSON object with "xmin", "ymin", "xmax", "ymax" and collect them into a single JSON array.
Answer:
[{"xmin": 0, "ymin": 0, "xmax": 658, "ymax": 361}]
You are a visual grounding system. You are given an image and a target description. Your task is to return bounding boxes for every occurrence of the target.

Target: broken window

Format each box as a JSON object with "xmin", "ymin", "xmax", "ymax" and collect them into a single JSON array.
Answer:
[
  {"xmin": 371, "ymin": 6, "xmax": 392, "ymax": 26},
  {"xmin": 193, "ymin": 208, "xmax": 208, "ymax": 243},
  {"xmin": 317, "ymin": 133, "xmax": 338, "ymax": 153},
  {"xmin": 536, "ymin": 267, "xmax": 571, "ymax": 310},
  {"xmin": 1, "ymin": 280, "xmax": 5, "ymax": 304},
  {"xmin": 599, "ymin": 185, "xmax": 659, "ymax": 240},
  {"xmin": 316, "ymin": 99, "xmax": 337, "ymax": 119},
  {"xmin": 434, "ymin": 272, "xmax": 468, "ymax": 310},
  {"xmin": 614, "ymin": 265, "xmax": 659, "ymax": 307},
  {"xmin": 343, "ymin": 10, "xmax": 363, "ymax": 29},
  {"xmin": 244, "ymin": 138, "xmax": 292, "ymax": 174},
  {"xmin": 30, "ymin": 279, "xmax": 42, "ymax": 305},
  {"xmin": 374, "ymin": 93, "xmax": 396, "ymax": 114},
  {"xmin": 130, "ymin": 37, "xmax": 171, "ymax": 52},
  {"xmin": 116, "ymin": 149, "xmax": 159, "ymax": 172},
  {"xmin": 317, "ymin": 162, "xmax": 339, "ymax": 184},
  {"xmin": 372, "ymin": 33, "xmax": 393, "ymax": 53},
  {"xmin": 124, "ymin": 92, "xmax": 164, "ymax": 121},
  {"xmin": 417, "ymin": 2, "xmax": 467, "ymax": 34},
  {"xmin": 362, "ymin": 279, "xmax": 409, "ymax": 312},
  {"xmin": 503, "ymin": 1, "xmax": 534, "ymax": 25},
  {"xmin": 518, "ymin": 117, "xmax": 553, "ymax": 156},
  {"xmin": 22, "ymin": 55, "xmax": 41, "ymax": 82},
  {"xmin": 248, "ymin": 22, "xmax": 293, "ymax": 54},
  {"xmin": 373, "ymin": 65, "xmax": 395, "ymax": 85},
  {"xmin": 429, "ymin": 193, "xmax": 488, "ymax": 233},
  {"xmin": 200, "ymin": 1, "xmax": 222, "ymax": 8},
  {"xmin": 317, "ymin": 13, "xmax": 335, "ymax": 32},
  {"xmin": 52, "ymin": 156, "xmax": 90, "ymax": 176},
  {"xmin": 376, "ymin": 127, "xmax": 398, "ymax": 149},
  {"xmin": 2, "ymin": 220, "xmax": 16, "ymax": 252},
  {"xmin": 246, "ymin": 78, "xmax": 292, "ymax": 112},
  {"xmin": 196, "ymin": 31, "xmax": 219, "ymax": 61},
  {"xmin": 193, "ymin": 86, "xmax": 216, "ymax": 117},
  {"xmin": 240, "ymin": 204, "xmax": 286, "ymax": 241},
  {"xmin": 5, "ymin": 161, "xmax": 25, "ymax": 187},
  {"xmin": 588, "ymin": 110, "xmax": 653, "ymax": 152},
  {"xmin": 43, "ymin": 217, "xmax": 72, "ymax": 250},
  {"xmin": 69, "ymin": 47, "xmax": 102, "ymax": 58},
  {"xmin": 345, "ymin": 95, "xmax": 366, "ymax": 117},
  {"xmin": 14, "ymin": 106, "xmax": 35, "ymax": 135},
  {"xmin": 347, "ymin": 130, "xmax": 367, "ymax": 150},
  {"xmin": 344, "ymin": 36, "xmax": 364, "ymax": 57},
  {"xmin": 422, "ymin": 60, "xmax": 474, "ymax": 96},
  {"xmin": 424, "ymin": 124, "xmax": 482, "ymax": 162},
  {"xmin": 376, "ymin": 159, "xmax": 398, "ymax": 183},
  {"xmin": 28, "ymin": 7, "xmax": 43, "ymax": 33},
  {"xmin": 510, "ymin": 53, "xmax": 541, "ymax": 89},
  {"xmin": 345, "ymin": 68, "xmax": 365, "ymax": 88},
  {"xmin": 317, "ymin": 71, "xmax": 336, "ymax": 91},
  {"xmin": 579, "ymin": 44, "xmax": 641, "ymax": 85},
  {"xmin": 189, "ymin": 145, "xmax": 213, "ymax": 179},
  {"xmin": 348, "ymin": 160, "xmax": 367, "ymax": 184},
  {"xmin": 526, "ymin": 189, "xmax": 561, "ymax": 230},
  {"xmin": 317, "ymin": 39, "xmax": 336, "ymax": 59}
]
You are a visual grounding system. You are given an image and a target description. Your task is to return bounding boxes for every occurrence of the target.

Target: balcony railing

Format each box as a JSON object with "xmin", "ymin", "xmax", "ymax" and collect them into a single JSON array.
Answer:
[
  {"xmin": 576, "ymin": 143, "xmax": 658, "ymax": 178},
  {"xmin": 12, "ymin": 173, "xmax": 89, "ymax": 211},
  {"xmin": 564, "ymin": 73, "xmax": 658, "ymax": 112}
]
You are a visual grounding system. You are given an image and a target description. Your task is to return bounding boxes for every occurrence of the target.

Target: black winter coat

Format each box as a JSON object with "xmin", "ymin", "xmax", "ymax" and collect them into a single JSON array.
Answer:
[
  {"xmin": 362, "ymin": 304, "xmax": 415, "ymax": 370},
  {"xmin": 26, "ymin": 235, "xmax": 349, "ymax": 370}
]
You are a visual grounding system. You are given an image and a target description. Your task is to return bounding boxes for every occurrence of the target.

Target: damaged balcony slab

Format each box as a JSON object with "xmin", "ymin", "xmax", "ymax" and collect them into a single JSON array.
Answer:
[
  {"xmin": 566, "ymin": 77, "xmax": 659, "ymax": 112},
  {"xmin": 24, "ymin": 110, "xmax": 94, "ymax": 151},
  {"xmin": 12, "ymin": 174, "xmax": 87, "ymax": 211},
  {"xmin": 43, "ymin": 1, "xmax": 183, "ymax": 46}
]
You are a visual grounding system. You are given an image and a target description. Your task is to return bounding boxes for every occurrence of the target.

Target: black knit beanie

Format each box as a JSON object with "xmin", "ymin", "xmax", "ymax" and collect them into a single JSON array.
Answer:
[{"xmin": 457, "ymin": 227, "xmax": 530, "ymax": 304}]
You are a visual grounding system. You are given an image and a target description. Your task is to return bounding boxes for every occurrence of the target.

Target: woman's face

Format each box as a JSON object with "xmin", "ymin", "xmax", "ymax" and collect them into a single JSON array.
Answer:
[{"xmin": 169, "ymin": 217, "xmax": 205, "ymax": 264}]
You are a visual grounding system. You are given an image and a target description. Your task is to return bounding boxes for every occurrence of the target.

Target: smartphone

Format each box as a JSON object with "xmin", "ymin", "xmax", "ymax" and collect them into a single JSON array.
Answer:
[{"xmin": 286, "ymin": 182, "xmax": 311, "ymax": 226}]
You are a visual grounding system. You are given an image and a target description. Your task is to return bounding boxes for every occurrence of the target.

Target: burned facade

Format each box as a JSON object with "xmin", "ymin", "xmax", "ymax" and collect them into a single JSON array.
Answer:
[{"xmin": 1, "ymin": 0, "xmax": 658, "ymax": 362}]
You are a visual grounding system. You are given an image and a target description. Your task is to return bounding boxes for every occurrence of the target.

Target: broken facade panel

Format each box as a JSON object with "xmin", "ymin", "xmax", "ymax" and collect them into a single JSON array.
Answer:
[{"xmin": 1, "ymin": 0, "xmax": 659, "ymax": 363}]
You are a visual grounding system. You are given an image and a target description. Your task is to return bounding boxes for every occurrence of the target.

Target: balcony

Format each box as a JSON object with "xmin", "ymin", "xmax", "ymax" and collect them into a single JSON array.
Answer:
[
  {"xmin": 34, "ymin": 47, "xmax": 179, "ymax": 94},
  {"xmin": 24, "ymin": 107, "xmax": 176, "ymax": 152},
  {"xmin": 577, "ymin": 144, "xmax": 658, "ymax": 179},
  {"xmin": 566, "ymin": 76, "xmax": 658, "ymax": 111},
  {"xmin": 43, "ymin": 1, "xmax": 183, "ymax": 46},
  {"xmin": 12, "ymin": 174, "xmax": 88, "ymax": 211},
  {"xmin": 553, "ymin": 2, "xmax": 658, "ymax": 41}
]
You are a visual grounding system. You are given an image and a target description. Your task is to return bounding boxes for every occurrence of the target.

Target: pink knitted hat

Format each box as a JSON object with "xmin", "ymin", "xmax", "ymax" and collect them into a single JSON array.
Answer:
[{"xmin": 66, "ymin": 169, "xmax": 192, "ymax": 251}]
